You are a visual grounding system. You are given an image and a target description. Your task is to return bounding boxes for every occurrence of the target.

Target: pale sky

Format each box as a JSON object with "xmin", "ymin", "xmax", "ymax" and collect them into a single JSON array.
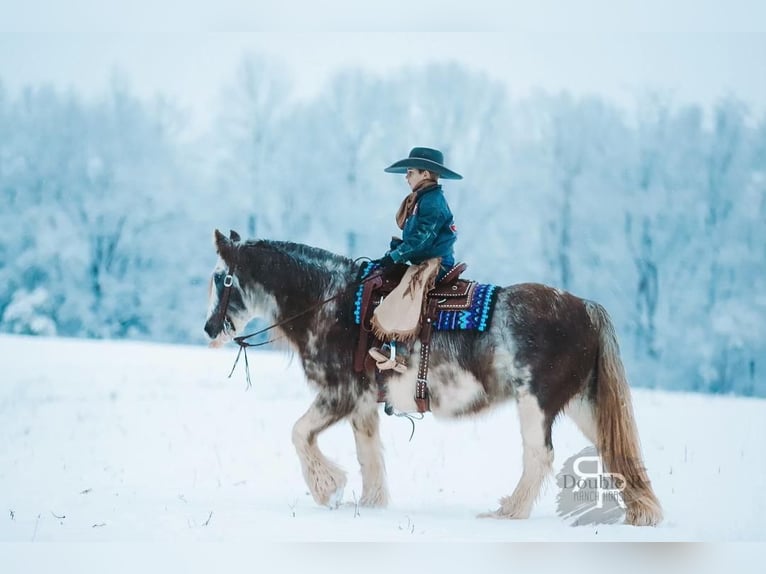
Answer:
[{"xmin": 1, "ymin": 1, "xmax": 764, "ymax": 132}]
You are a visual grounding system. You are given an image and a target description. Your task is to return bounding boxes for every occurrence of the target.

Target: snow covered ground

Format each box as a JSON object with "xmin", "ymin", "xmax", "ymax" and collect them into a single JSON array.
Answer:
[{"xmin": 1, "ymin": 334, "xmax": 764, "ymax": 544}]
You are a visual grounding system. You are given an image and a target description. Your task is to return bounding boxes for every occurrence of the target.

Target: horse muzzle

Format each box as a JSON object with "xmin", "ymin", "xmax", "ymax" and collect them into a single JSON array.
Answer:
[{"xmin": 205, "ymin": 316, "xmax": 235, "ymax": 347}]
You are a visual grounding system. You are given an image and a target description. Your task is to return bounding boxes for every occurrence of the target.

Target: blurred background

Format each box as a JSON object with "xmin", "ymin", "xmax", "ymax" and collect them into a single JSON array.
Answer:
[{"xmin": 1, "ymin": 2, "xmax": 764, "ymax": 396}]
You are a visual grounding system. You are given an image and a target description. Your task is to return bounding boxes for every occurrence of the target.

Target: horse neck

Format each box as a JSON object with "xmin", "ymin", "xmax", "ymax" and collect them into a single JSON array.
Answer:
[{"xmin": 240, "ymin": 241, "xmax": 356, "ymax": 322}]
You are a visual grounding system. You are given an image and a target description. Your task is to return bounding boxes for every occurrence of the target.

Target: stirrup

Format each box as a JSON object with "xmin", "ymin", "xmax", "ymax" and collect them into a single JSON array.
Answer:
[{"xmin": 368, "ymin": 346, "xmax": 407, "ymax": 374}]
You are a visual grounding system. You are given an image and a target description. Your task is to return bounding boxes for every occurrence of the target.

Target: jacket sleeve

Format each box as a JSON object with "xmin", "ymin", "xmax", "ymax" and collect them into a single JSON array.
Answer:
[
  {"xmin": 389, "ymin": 193, "xmax": 448, "ymax": 263},
  {"xmin": 389, "ymin": 235, "xmax": 403, "ymax": 251}
]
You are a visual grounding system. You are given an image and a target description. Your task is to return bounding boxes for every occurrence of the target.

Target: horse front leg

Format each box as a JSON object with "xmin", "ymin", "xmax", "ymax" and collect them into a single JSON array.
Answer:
[
  {"xmin": 292, "ymin": 394, "xmax": 348, "ymax": 508},
  {"xmin": 350, "ymin": 391, "xmax": 389, "ymax": 508}
]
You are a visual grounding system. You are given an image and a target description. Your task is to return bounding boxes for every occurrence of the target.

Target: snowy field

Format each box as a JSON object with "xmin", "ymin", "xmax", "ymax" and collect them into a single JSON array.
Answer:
[{"xmin": 1, "ymin": 334, "xmax": 765, "ymax": 545}]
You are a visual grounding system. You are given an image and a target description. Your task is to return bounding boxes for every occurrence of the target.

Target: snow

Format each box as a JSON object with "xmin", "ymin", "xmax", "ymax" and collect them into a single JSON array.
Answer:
[{"xmin": 0, "ymin": 333, "xmax": 765, "ymax": 546}]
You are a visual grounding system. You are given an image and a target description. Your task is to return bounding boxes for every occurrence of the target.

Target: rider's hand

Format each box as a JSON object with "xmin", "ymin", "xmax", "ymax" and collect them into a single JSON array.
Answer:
[{"xmin": 373, "ymin": 254, "xmax": 395, "ymax": 269}]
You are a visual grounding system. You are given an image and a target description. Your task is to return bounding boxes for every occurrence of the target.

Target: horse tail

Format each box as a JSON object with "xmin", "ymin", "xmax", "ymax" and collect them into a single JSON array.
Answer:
[{"xmin": 585, "ymin": 301, "xmax": 663, "ymax": 526}]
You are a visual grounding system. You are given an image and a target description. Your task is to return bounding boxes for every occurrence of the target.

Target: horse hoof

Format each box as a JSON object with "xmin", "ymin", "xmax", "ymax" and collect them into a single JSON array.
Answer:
[
  {"xmin": 360, "ymin": 491, "xmax": 389, "ymax": 508},
  {"xmin": 477, "ymin": 509, "xmax": 502, "ymax": 519},
  {"xmin": 327, "ymin": 485, "xmax": 345, "ymax": 509},
  {"xmin": 477, "ymin": 507, "xmax": 528, "ymax": 520}
]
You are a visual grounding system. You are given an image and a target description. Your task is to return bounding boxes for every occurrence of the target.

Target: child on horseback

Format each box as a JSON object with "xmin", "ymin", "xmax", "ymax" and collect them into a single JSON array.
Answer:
[
  {"xmin": 369, "ymin": 147, "xmax": 462, "ymax": 372},
  {"xmin": 372, "ymin": 147, "xmax": 461, "ymax": 279}
]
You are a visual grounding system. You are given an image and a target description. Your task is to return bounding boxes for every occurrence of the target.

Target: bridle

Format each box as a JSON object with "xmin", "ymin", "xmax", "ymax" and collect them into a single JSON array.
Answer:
[
  {"xmin": 215, "ymin": 270, "xmax": 237, "ymax": 338},
  {"xmin": 215, "ymin": 259, "xmax": 381, "ymax": 388},
  {"xmin": 216, "ymin": 268, "xmax": 351, "ymax": 348}
]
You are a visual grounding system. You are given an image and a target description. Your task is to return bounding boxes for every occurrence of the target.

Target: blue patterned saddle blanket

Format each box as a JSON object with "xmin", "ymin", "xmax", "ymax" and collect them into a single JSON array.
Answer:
[{"xmin": 430, "ymin": 282, "xmax": 498, "ymax": 332}]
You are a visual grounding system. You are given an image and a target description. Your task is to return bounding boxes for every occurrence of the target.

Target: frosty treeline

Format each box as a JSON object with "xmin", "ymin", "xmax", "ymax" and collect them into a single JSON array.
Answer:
[{"xmin": 1, "ymin": 57, "xmax": 764, "ymax": 397}]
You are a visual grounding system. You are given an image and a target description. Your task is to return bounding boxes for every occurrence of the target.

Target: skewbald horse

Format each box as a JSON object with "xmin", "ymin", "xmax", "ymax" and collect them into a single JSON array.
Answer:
[{"xmin": 204, "ymin": 229, "xmax": 663, "ymax": 526}]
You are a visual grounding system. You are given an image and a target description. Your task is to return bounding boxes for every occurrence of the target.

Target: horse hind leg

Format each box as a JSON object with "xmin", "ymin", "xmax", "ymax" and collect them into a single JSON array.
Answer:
[
  {"xmin": 480, "ymin": 389, "xmax": 553, "ymax": 519},
  {"xmin": 292, "ymin": 394, "xmax": 348, "ymax": 508},
  {"xmin": 565, "ymin": 391, "xmax": 599, "ymax": 446},
  {"xmin": 350, "ymin": 392, "xmax": 389, "ymax": 508}
]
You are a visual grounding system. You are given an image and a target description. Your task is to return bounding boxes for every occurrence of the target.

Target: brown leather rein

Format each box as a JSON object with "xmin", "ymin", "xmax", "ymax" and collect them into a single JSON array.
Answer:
[{"xmin": 217, "ymin": 260, "xmax": 378, "ymax": 388}]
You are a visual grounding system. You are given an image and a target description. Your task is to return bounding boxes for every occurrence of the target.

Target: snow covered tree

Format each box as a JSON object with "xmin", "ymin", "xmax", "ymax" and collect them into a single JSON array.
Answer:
[{"xmin": 212, "ymin": 55, "xmax": 292, "ymax": 240}]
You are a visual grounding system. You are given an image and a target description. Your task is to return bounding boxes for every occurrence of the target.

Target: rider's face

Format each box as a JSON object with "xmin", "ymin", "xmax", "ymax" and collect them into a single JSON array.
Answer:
[{"xmin": 405, "ymin": 168, "xmax": 429, "ymax": 190}]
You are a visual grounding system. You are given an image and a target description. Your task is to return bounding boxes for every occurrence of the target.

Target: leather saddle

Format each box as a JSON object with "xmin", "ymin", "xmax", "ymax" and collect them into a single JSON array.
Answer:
[{"xmin": 353, "ymin": 262, "xmax": 471, "ymax": 374}]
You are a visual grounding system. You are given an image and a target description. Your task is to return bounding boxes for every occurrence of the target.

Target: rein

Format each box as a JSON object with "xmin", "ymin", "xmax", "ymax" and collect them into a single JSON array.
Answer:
[
  {"xmin": 223, "ymin": 258, "xmax": 378, "ymax": 388},
  {"xmin": 227, "ymin": 290, "xmax": 349, "ymax": 389}
]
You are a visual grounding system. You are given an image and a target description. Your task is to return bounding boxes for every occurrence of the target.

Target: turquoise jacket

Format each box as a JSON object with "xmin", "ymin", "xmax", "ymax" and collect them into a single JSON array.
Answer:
[{"xmin": 389, "ymin": 184, "xmax": 456, "ymax": 269}]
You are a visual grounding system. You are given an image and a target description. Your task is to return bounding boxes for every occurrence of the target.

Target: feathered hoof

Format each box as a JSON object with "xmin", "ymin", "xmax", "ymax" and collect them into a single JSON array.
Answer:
[
  {"xmin": 310, "ymin": 469, "xmax": 347, "ymax": 509},
  {"xmin": 325, "ymin": 484, "xmax": 345, "ymax": 509},
  {"xmin": 477, "ymin": 502, "xmax": 530, "ymax": 520},
  {"xmin": 360, "ymin": 489, "xmax": 389, "ymax": 508},
  {"xmin": 478, "ymin": 496, "xmax": 531, "ymax": 520}
]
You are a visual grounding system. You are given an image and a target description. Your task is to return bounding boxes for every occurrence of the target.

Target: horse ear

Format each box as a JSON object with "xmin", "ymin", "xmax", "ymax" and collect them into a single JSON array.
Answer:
[
  {"xmin": 229, "ymin": 229, "xmax": 241, "ymax": 243},
  {"xmin": 213, "ymin": 229, "xmax": 233, "ymax": 260}
]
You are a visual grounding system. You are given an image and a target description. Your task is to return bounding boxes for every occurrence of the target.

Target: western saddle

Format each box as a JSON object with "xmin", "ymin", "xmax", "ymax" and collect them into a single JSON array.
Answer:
[{"xmin": 354, "ymin": 262, "xmax": 473, "ymax": 413}]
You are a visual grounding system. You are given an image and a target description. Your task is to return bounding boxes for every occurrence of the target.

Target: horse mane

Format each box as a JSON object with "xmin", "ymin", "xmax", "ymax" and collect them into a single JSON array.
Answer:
[{"xmin": 240, "ymin": 239, "xmax": 356, "ymax": 296}]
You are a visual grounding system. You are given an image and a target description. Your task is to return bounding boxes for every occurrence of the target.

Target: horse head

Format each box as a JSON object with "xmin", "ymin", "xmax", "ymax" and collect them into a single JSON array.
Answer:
[{"xmin": 204, "ymin": 229, "xmax": 249, "ymax": 347}]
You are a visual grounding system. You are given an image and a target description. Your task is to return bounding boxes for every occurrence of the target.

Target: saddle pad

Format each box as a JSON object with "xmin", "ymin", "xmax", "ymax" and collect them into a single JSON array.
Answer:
[
  {"xmin": 354, "ymin": 261, "xmax": 499, "ymax": 332},
  {"xmin": 433, "ymin": 283, "xmax": 499, "ymax": 332},
  {"xmin": 353, "ymin": 261, "xmax": 380, "ymax": 324}
]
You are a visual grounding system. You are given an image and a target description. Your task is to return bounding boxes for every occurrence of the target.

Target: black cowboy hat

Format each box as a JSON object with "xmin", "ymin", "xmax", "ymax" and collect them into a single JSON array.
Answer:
[{"xmin": 384, "ymin": 147, "xmax": 463, "ymax": 180}]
